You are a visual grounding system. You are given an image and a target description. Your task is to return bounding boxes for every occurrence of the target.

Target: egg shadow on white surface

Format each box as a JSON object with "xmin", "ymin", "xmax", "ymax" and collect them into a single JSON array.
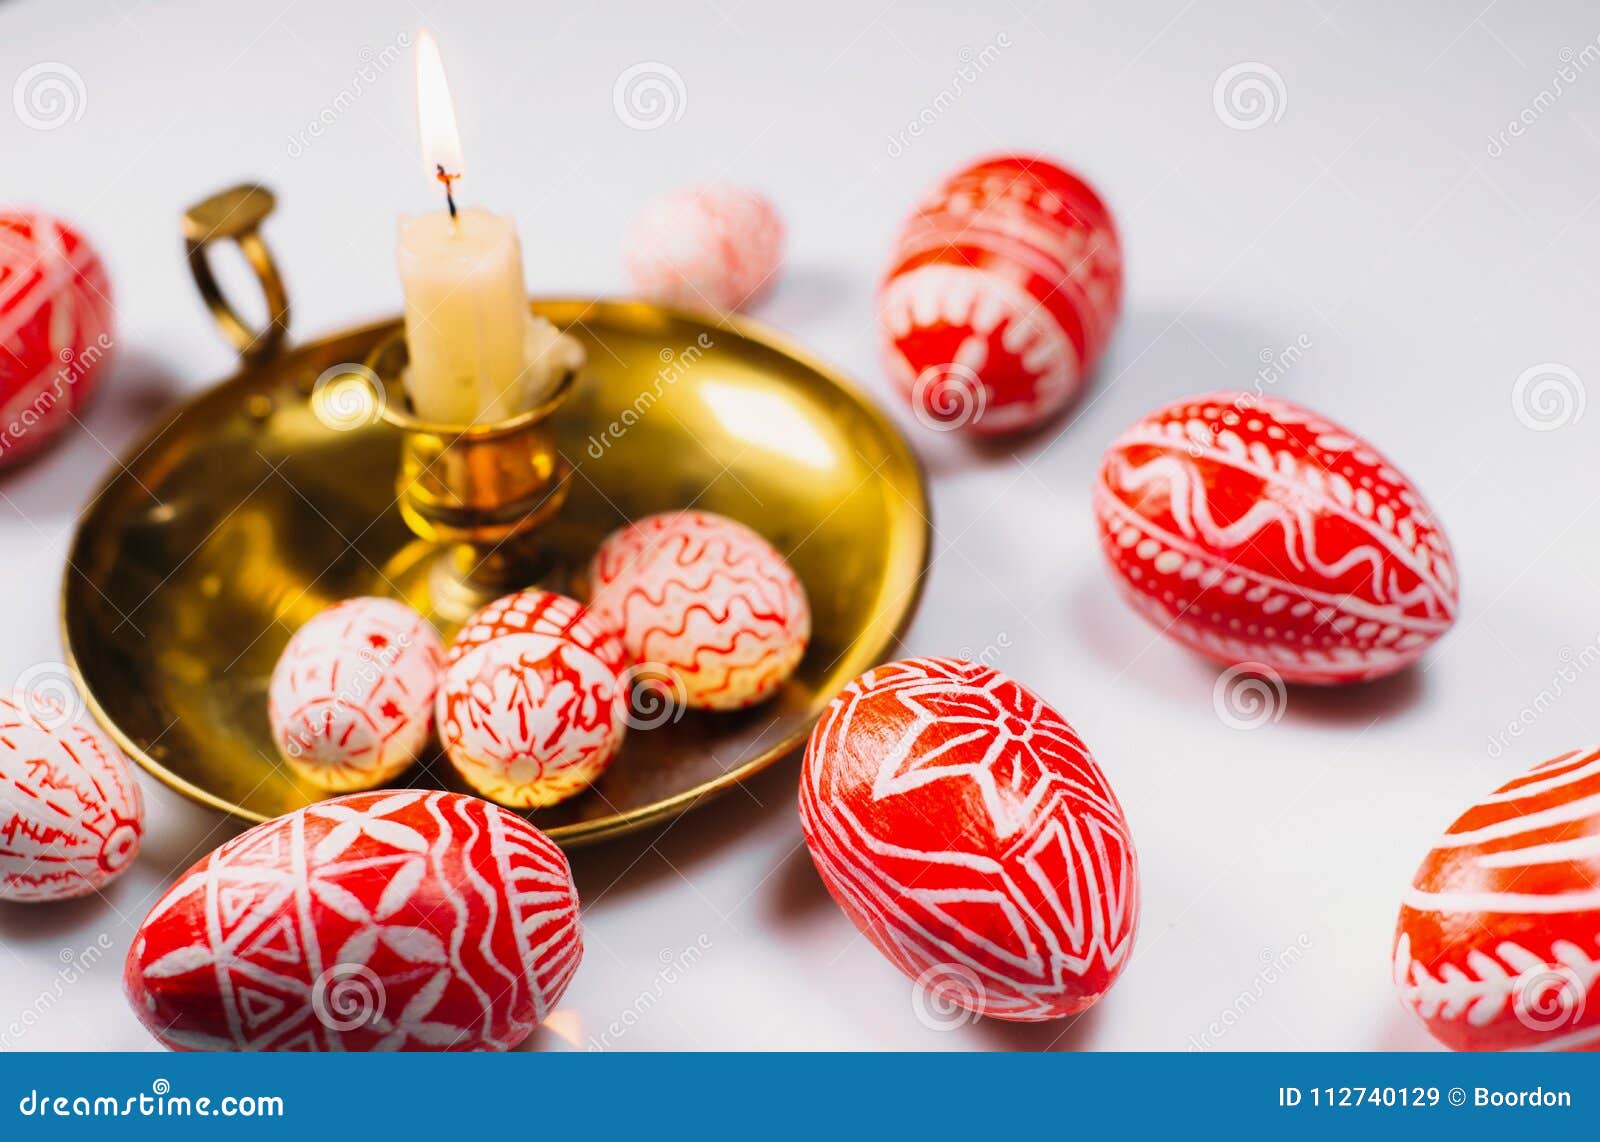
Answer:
[
  {"xmin": 0, "ymin": 347, "xmax": 186, "ymax": 524},
  {"xmin": 0, "ymin": 877, "xmax": 144, "ymax": 946},
  {"xmin": 564, "ymin": 750, "xmax": 802, "ymax": 909},
  {"xmin": 969, "ymin": 1001, "xmax": 1107, "ymax": 1052},
  {"xmin": 761, "ymin": 835, "xmax": 835, "ymax": 929},
  {"xmin": 1278, "ymin": 669, "xmax": 1426, "ymax": 726},
  {"xmin": 751, "ymin": 262, "xmax": 863, "ymax": 332}
]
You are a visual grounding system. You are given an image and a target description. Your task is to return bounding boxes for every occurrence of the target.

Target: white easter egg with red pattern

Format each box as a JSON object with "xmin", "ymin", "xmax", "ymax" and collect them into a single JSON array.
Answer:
[
  {"xmin": 799, "ymin": 657, "xmax": 1139, "ymax": 1022},
  {"xmin": 0, "ymin": 689, "xmax": 143, "ymax": 902},
  {"xmin": 268, "ymin": 597, "xmax": 445, "ymax": 792},
  {"xmin": 124, "ymin": 790, "xmax": 582, "ymax": 1051},
  {"xmin": 587, "ymin": 510, "xmax": 810, "ymax": 710},
  {"xmin": 624, "ymin": 185, "xmax": 784, "ymax": 312},
  {"xmin": 0, "ymin": 210, "xmax": 115, "ymax": 469},
  {"xmin": 438, "ymin": 589, "xmax": 627, "ymax": 809},
  {"xmin": 878, "ymin": 154, "xmax": 1121, "ymax": 435},
  {"xmin": 1094, "ymin": 392, "xmax": 1458, "ymax": 685},
  {"xmin": 1393, "ymin": 746, "xmax": 1600, "ymax": 1052}
]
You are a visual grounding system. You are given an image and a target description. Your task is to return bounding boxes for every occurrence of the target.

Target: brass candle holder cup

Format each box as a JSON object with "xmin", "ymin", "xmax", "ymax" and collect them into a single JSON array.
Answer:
[{"xmin": 361, "ymin": 335, "xmax": 578, "ymax": 622}]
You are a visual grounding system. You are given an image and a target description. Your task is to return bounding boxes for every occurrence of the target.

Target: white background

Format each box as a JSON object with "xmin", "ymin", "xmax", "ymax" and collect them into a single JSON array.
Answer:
[{"xmin": 3, "ymin": 0, "xmax": 1599, "ymax": 1051}]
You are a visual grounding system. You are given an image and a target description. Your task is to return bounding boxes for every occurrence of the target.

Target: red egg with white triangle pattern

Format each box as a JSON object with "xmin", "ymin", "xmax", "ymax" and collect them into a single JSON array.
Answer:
[
  {"xmin": 0, "ymin": 689, "xmax": 143, "ymax": 902},
  {"xmin": 1094, "ymin": 392, "xmax": 1458, "ymax": 684},
  {"xmin": 0, "ymin": 210, "xmax": 115, "ymax": 469},
  {"xmin": 1393, "ymin": 746, "xmax": 1600, "ymax": 1051},
  {"xmin": 799, "ymin": 657, "xmax": 1139, "ymax": 1021},
  {"xmin": 125, "ymin": 790, "xmax": 582, "ymax": 1051},
  {"xmin": 878, "ymin": 154, "xmax": 1121, "ymax": 435}
]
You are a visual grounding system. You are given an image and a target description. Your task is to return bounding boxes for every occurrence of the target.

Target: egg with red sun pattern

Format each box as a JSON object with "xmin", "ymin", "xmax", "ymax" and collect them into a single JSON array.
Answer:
[{"xmin": 878, "ymin": 154, "xmax": 1121, "ymax": 435}]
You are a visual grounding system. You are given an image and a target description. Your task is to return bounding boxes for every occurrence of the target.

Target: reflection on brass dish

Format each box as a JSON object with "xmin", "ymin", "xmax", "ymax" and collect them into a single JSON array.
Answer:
[{"xmin": 62, "ymin": 298, "xmax": 931, "ymax": 846}]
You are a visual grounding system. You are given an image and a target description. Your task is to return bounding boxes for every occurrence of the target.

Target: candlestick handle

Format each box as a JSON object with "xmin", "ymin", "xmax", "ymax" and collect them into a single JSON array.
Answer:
[{"xmin": 182, "ymin": 184, "xmax": 291, "ymax": 363}]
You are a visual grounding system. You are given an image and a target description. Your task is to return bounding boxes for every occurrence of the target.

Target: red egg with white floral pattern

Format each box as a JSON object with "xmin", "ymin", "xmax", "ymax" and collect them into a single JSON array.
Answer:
[
  {"xmin": 799, "ymin": 657, "xmax": 1139, "ymax": 1021},
  {"xmin": 437, "ymin": 589, "xmax": 627, "ymax": 809},
  {"xmin": 125, "ymin": 790, "xmax": 581, "ymax": 1051},
  {"xmin": 1393, "ymin": 746, "xmax": 1600, "ymax": 1052},
  {"xmin": 268, "ymin": 597, "xmax": 445, "ymax": 792},
  {"xmin": 587, "ymin": 511, "xmax": 810, "ymax": 710},
  {"xmin": 1094, "ymin": 392, "xmax": 1458, "ymax": 685},
  {"xmin": 878, "ymin": 154, "xmax": 1121, "ymax": 435},
  {"xmin": 0, "ymin": 210, "xmax": 115, "ymax": 469},
  {"xmin": 0, "ymin": 689, "xmax": 143, "ymax": 902}
]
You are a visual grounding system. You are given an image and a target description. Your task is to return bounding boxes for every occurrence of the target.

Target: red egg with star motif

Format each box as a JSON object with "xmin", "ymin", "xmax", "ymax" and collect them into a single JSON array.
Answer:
[
  {"xmin": 0, "ymin": 210, "xmax": 115, "ymax": 469},
  {"xmin": 877, "ymin": 154, "xmax": 1121, "ymax": 435},
  {"xmin": 1094, "ymin": 392, "xmax": 1458, "ymax": 685},
  {"xmin": 799, "ymin": 657, "xmax": 1139, "ymax": 1022},
  {"xmin": 587, "ymin": 510, "xmax": 810, "ymax": 710},
  {"xmin": 268, "ymin": 597, "xmax": 446, "ymax": 792},
  {"xmin": 437, "ymin": 589, "xmax": 627, "ymax": 808},
  {"xmin": 0, "ymin": 689, "xmax": 143, "ymax": 902},
  {"xmin": 125, "ymin": 790, "xmax": 582, "ymax": 1051},
  {"xmin": 1393, "ymin": 747, "xmax": 1600, "ymax": 1052}
]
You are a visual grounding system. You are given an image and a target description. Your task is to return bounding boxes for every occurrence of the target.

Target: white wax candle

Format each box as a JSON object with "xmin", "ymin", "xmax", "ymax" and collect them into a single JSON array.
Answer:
[{"xmin": 397, "ymin": 208, "xmax": 529, "ymax": 425}]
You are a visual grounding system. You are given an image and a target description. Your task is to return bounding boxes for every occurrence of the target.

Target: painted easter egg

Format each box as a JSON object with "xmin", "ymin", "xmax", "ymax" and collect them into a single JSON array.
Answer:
[
  {"xmin": 125, "ymin": 790, "xmax": 582, "ymax": 1051},
  {"xmin": 587, "ymin": 510, "xmax": 810, "ymax": 710},
  {"xmin": 0, "ymin": 211, "xmax": 115, "ymax": 469},
  {"xmin": 799, "ymin": 657, "xmax": 1139, "ymax": 1021},
  {"xmin": 1393, "ymin": 747, "xmax": 1600, "ymax": 1052},
  {"xmin": 878, "ymin": 154, "xmax": 1121, "ymax": 435},
  {"xmin": 1094, "ymin": 392, "xmax": 1458, "ymax": 685},
  {"xmin": 0, "ymin": 689, "xmax": 143, "ymax": 902},
  {"xmin": 268, "ymin": 597, "xmax": 446, "ymax": 792},
  {"xmin": 623, "ymin": 184, "xmax": 784, "ymax": 312},
  {"xmin": 437, "ymin": 589, "xmax": 627, "ymax": 808}
]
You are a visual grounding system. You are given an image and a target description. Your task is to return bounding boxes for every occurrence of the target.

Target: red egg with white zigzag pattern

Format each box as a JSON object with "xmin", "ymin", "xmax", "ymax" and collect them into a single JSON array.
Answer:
[
  {"xmin": 125, "ymin": 790, "xmax": 582, "ymax": 1051},
  {"xmin": 799, "ymin": 657, "xmax": 1139, "ymax": 1022},
  {"xmin": 1094, "ymin": 392, "xmax": 1458, "ymax": 685},
  {"xmin": 0, "ymin": 211, "xmax": 115, "ymax": 469},
  {"xmin": 1393, "ymin": 747, "xmax": 1600, "ymax": 1052},
  {"xmin": 877, "ymin": 154, "xmax": 1121, "ymax": 435}
]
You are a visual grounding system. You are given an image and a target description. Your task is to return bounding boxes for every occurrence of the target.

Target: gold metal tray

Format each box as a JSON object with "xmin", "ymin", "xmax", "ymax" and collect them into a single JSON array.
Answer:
[{"xmin": 61, "ymin": 192, "xmax": 929, "ymax": 846}]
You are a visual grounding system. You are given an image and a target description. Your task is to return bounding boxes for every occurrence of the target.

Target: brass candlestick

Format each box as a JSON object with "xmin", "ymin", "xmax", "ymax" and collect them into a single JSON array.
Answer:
[{"xmin": 364, "ymin": 333, "xmax": 578, "ymax": 622}]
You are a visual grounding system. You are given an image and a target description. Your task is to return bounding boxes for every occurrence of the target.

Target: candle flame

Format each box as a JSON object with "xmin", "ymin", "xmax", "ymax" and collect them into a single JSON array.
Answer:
[{"xmin": 415, "ymin": 27, "xmax": 464, "ymax": 180}]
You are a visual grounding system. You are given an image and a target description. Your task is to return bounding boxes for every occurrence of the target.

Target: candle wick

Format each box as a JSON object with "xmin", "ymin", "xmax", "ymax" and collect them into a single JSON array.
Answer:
[{"xmin": 435, "ymin": 164, "xmax": 459, "ymax": 220}]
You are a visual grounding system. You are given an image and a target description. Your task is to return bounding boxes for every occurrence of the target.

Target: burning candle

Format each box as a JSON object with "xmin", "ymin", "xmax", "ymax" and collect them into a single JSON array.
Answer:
[{"xmin": 397, "ymin": 28, "xmax": 531, "ymax": 425}]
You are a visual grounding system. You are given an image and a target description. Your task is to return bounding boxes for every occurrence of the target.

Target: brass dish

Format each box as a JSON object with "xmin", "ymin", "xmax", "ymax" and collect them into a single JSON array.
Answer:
[{"xmin": 61, "ymin": 187, "xmax": 930, "ymax": 846}]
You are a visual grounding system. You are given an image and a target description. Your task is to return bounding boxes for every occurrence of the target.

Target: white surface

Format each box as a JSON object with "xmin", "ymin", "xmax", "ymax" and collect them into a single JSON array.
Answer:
[{"xmin": 3, "ymin": 0, "xmax": 1598, "ymax": 1051}]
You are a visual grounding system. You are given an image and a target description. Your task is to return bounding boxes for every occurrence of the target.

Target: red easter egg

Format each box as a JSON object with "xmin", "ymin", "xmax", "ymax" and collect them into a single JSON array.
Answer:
[
  {"xmin": 0, "ymin": 689, "xmax": 143, "ymax": 902},
  {"xmin": 624, "ymin": 185, "xmax": 784, "ymax": 312},
  {"xmin": 1394, "ymin": 747, "xmax": 1600, "ymax": 1052},
  {"xmin": 799, "ymin": 657, "xmax": 1139, "ymax": 1022},
  {"xmin": 438, "ymin": 590, "xmax": 628, "ymax": 808},
  {"xmin": 878, "ymin": 154, "xmax": 1121, "ymax": 435},
  {"xmin": 125, "ymin": 790, "xmax": 582, "ymax": 1051},
  {"xmin": 0, "ymin": 211, "xmax": 115, "ymax": 469},
  {"xmin": 268, "ymin": 597, "xmax": 445, "ymax": 792},
  {"xmin": 587, "ymin": 510, "xmax": 810, "ymax": 710},
  {"xmin": 1094, "ymin": 392, "xmax": 1458, "ymax": 685}
]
